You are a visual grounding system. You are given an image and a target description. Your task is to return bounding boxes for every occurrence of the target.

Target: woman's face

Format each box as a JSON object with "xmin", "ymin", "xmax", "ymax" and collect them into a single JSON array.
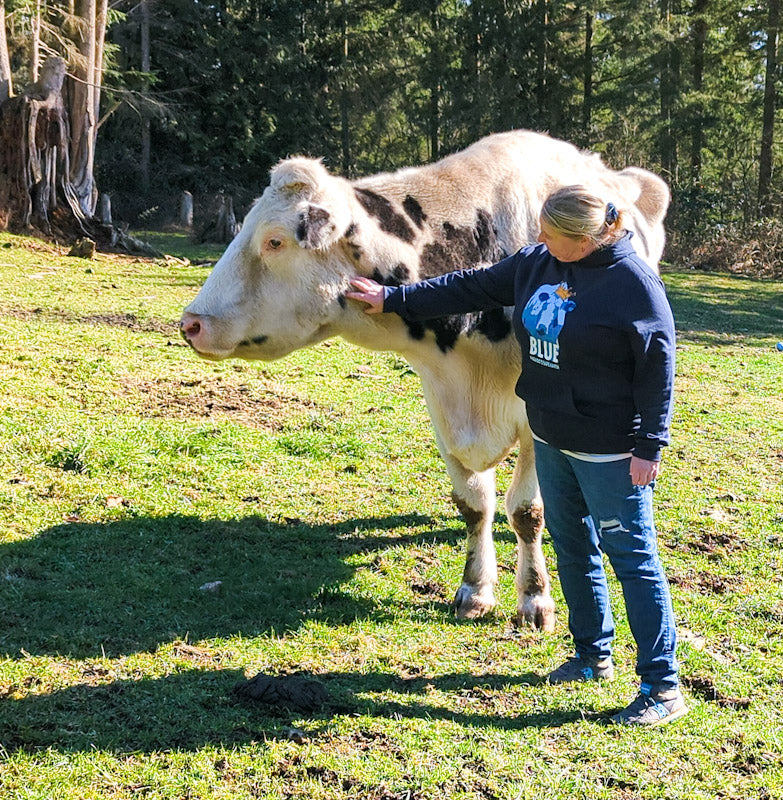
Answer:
[{"xmin": 537, "ymin": 219, "xmax": 598, "ymax": 262}]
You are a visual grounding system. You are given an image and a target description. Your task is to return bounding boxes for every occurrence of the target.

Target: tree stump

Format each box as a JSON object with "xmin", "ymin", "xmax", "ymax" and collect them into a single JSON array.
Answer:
[
  {"xmin": 197, "ymin": 193, "xmax": 240, "ymax": 243},
  {"xmin": 99, "ymin": 193, "xmax": 112, "ymax": 225},
  {"xmin": 179, "ymin": 190, "xmax": 193, "ymax": 228},
  {"xmin": 0, "ymin": 56, "xmax": 87, "ymax": 234},
  {"xmin": 0, "ymin": 55, "xmax": 163, "ymax": 257}
]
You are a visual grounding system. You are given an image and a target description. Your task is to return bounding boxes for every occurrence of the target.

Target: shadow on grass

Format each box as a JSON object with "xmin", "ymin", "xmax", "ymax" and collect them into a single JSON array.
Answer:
[
  {"xmin": 666, "ymin": 275, "xmax": 783, "ymax": 345},
  {"xmin": 0, "ymin": 513, "xmax": 462, "ymax": 660},
  {"xmin": 0, "ymin": 668, "xmax": 596, "ymax": 753}
]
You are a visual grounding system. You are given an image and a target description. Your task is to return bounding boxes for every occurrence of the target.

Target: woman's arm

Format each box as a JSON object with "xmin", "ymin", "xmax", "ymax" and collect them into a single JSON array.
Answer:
[
  {"xmin": 347, "ymin": 248, "xmax": 538, "ymax": 320},
  {"xmin": 629, "ymin": 275, "xmax": 676, "ymax": 465}
]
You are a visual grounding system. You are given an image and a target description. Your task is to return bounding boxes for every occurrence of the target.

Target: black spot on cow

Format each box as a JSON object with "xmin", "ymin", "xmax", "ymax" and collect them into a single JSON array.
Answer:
[
  {"xmin": 354, "ymin": 188, "xmax": 416, "ymax": 243},
  {"xmin": 420, "ymin": 210, "xmax": 505, "ymax": 278},
  {"xmin": 345, "ymin": 222, "xmax": 358, "ymax": 239},
  {"xmin": 371, "ymin": 268, "xmax": 406, "ymax": 288},
  {"xmin": 471, "ymin": 308, "xmax": 512, "ymax": 342},
  {"xmin": 403, "ymin": 319, "xmax": 426, "ymax": 341},
  {"xmin": 393, "ymin": 263, "xmax": 411, "ymax": 283},
  {"xmin": 403, "ymin": 195, "xmax": 427, "ymax": 229},
  {"xmin": 420, "ymin": 309, "xmax": 511, "ymax": 353},
  {"xmin": 475, "ymin": 209, "xmax": 502, "ymax": 262},
  {"xmin": 297, "ymin": 205, "xmax": 333, "ymax": 248},
  {"xmin": 424, "ymin": 317, "xmax": 466, "ymax": 352}
]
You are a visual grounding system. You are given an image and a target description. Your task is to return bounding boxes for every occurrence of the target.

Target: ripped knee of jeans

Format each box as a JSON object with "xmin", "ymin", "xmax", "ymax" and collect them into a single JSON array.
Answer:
[{"xmin": 599, "ymin": 517, "xmax": 628, "ymax": 535}]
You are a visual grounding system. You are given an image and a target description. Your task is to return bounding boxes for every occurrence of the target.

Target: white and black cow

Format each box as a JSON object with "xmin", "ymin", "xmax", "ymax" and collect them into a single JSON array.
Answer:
[{"xmin": 180, "ymin": 130, "xmax": 669, "ymax": 630}]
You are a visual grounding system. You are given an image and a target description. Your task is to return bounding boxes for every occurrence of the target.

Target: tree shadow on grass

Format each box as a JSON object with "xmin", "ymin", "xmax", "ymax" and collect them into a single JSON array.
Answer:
[
  {"xmin": 0, "ymin": 513, "xmax": 462, "ymax": 660},
  {"xmin": 0, "ymin": 668, "xmax": 598, "ymax": 754},
  {"xmin": 666, "ymin": 277, "xmax": 783, "ymax": 346}
]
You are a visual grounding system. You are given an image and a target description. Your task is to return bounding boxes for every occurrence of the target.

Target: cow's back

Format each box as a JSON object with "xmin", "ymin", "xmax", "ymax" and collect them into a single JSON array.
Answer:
[{"xmin": 356, "ymin": 131, "xmax": 668, "ymax": 275}]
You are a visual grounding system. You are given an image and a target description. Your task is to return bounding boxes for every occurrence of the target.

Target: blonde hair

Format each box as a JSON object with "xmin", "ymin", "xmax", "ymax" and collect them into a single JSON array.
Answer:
[{"xmin": 541, "ymin": 185, "xmax": 626, "ymax": 246}]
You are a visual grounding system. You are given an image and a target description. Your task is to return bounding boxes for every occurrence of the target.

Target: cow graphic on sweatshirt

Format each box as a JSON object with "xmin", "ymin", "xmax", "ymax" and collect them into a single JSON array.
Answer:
[{"xmin": 522, "ymin": 282, "xmax": 576, "ymax": 369}]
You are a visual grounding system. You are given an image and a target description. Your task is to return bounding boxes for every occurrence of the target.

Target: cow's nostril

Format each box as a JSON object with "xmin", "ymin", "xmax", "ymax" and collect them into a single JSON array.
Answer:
[{"xmin": 181, "ymin": 319, "xmax": 201, "ymax": 340}]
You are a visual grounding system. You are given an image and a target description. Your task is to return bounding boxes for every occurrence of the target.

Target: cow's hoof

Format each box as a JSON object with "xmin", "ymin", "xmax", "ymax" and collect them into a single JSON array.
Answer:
[
  {"xmin": 516, "ymin": 594, "xmax": 556, "ymax": 632},
  {"xmin": 453, "ymin": 583, "xmax": 496, "ymax": 619}
]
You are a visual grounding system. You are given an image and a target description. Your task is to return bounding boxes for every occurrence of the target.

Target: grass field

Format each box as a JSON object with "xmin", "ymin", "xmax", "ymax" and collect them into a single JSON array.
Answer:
[{"xmin": 0, "ymin": 231, "xmax": 781, "ymax": 800}]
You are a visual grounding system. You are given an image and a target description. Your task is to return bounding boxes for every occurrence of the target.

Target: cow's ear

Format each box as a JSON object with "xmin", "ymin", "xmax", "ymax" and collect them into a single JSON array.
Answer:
[{"xmin": 296, "ymin": 204, "xmax": 337, "ymax": 250}]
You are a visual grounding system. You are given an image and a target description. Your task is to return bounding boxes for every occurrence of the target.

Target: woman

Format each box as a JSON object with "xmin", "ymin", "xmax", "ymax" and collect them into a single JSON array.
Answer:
[{"xmin": 347, "ymin": 186, "xmax": 686, "ymax": 727}]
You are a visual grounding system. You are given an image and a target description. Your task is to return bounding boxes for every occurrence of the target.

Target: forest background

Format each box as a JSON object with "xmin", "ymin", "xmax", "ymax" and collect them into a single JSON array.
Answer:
[{"xmin": 0, "ymin": 0, "xmax": 780, "ymax": 275}]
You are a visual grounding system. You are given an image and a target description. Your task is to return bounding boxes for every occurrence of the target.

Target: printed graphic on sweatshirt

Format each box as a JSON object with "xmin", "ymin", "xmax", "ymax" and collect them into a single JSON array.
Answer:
[{"xmin": 521, "ymin": 282, "xmax": 576, "ymax": 369}]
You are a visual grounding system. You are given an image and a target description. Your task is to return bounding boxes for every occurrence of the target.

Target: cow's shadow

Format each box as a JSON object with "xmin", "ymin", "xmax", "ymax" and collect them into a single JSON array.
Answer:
[
  {"xmin": 0, "ymin": 513, "xmax": 463, "ymax": 660},
  {"xmin": 0, "ymin": 667, "xmax": 598, "ymax": 753}
]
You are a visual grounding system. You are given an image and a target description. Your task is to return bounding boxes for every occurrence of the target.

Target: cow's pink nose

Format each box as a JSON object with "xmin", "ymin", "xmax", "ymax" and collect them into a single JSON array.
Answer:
[{"xmin": 180, "ymin": 312, "xmax": 203, "ymax": 342}]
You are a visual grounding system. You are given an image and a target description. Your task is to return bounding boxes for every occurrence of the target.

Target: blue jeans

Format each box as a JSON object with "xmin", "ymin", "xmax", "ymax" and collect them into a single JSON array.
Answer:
[{"xmin": 533, "ymin": 439, "xmax": 679, "ymax": 691}]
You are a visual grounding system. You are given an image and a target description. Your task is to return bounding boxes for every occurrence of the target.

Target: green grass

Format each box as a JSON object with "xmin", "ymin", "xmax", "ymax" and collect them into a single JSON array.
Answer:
[{"xmin": 0, "ymin": 230, "xmax": 781, "ymax": 799}]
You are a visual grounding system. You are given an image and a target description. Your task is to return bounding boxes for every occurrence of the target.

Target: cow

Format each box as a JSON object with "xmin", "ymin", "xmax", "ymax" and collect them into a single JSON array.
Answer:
[{"xmin": 180, "ymin": 130, "xmax": 669, "ymax": 631}]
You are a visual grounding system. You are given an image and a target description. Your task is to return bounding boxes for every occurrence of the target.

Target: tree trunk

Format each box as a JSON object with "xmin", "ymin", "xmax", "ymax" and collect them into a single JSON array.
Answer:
[
  {"xmin": 0, "ymin": 55, "xmax": 160, "ymax": 255},
  {"xmin": 535, "ymin": 0, "xmax": 549, "ymax": 130},
  {"xmin": 31, "ymin": 0, "xmax": 41, "ymax": 83},
  {"xmin": 339, "ymin": 0, "xmax": 351, "ymax": 176},
  {"xmin": 690, "ymin": 0, "xmax": 707, "ymax": 187},
  {"xmin": 582, "ymin": 10, "xmax": 593, "ymax": 145},
  {"xmin": 659, "ymin": 0, "xmax": 680, "ymax": 180},
  {"xmin": 140, "ymin": 0, "xmax": 151, "ymax": 192},
  {"xmin": 65, "ymin": 0, "xmax": 100, "ymax": 217},
  {"xmin": 428, "ymin": 2, "xmax": 441, "ymax": 161},
  {"xmin": 466, "ymin": 0, "xmax": 482, "ymax": 143},
  {"xmin": 0, "ymin": 56, "xmax": 85, "ymax": 232},
  {"xmin": 0, "ymin": 0, "xmax": 12, "ymax": 104},
  {"xmin": 758, "ymin": 0, "xmax": 780, "ymax": 216}
]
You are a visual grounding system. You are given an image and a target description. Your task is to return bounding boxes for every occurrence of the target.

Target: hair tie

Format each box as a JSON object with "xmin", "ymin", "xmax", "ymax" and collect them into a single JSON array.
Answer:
[{"xmin": 605, "ymin": 202, "xmax": 619, "ymax": 225}]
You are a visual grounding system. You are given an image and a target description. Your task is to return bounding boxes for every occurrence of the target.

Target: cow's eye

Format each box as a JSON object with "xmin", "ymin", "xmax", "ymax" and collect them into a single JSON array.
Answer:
[{"xmin": 267, "ymin": 238, "xmax": 282, "ymax": 250}]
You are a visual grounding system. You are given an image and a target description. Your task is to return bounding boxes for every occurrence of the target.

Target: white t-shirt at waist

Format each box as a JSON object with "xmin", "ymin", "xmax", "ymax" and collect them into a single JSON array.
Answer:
[{"xmin": 531, "ymin": 432, "xmax": 632, "ymax": 463}]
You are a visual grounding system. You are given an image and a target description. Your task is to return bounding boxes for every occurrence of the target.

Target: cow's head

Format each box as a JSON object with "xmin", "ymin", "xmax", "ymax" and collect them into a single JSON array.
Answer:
[{"xmin": 181, "ymin": 158, "xmax": 360, "ymax": 361}]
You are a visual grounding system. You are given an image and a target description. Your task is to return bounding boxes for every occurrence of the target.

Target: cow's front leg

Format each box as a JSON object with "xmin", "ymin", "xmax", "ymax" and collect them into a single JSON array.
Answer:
[
  {"xmin": 443, "ymin": 456, "xmax": 498, "ymax": 619},
  {"xmin": 505, "ymin": 433, "xmax": 555, "ymax": 632}
]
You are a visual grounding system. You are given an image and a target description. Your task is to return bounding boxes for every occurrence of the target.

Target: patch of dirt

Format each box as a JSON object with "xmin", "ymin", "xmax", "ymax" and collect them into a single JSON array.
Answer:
[
  {"xmin": 410, "ymin": 577, "xmax": 446, "ymax": 601},
  {"xmin": 81, "ymin": 312, "xmax": 176, "ymax": 335},
  {"xmin": 119, "ymin": 375, "xmax": 317, "ymax": 429},
  {"xmin": 681, "ymin": 675, "xmax": 751, "ymax": 709},
  {"xmin": 326, "ymin": 729, "xmax": 405, "ymax": 757},
  {"xmin": 0, "ymin": 307, "xmax": 176, "ymax": 335},
  {"xmin": 688, "ymin": 531, "xmax": 743, "ymax": 555},
  {"xmin": 668, "ymin": 571, "xmax": 739, "ymax": 594}
]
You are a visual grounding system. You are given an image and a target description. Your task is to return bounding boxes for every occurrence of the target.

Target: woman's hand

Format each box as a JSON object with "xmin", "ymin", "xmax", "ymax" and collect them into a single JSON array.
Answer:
[
  {"xmin": 346, "ymin": 276, "xmax": 386, "ymax": 314},
  {"xmin": 630, "ymin": 455, "xmax": 660, "ymax": 487}
]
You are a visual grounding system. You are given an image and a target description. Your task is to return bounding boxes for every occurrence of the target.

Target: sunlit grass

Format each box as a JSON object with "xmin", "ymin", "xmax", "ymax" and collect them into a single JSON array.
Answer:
[{"xmin": 0, "ymin": 231, "xmax": 780, "ymax": 799}]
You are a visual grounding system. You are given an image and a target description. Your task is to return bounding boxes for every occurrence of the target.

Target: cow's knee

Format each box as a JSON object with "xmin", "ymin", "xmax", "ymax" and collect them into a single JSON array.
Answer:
[
  {"xmin": 511, "ymin": 502, "xmax": 545, "ymax": 543},
  {"xmin": 509, "ymin": 501, "xmax": 555, "ymax": 632}
]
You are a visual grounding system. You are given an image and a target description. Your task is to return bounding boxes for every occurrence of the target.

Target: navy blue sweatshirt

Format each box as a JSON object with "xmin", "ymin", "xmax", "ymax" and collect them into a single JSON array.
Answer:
[{"xmin": 383, "ymin": 234, "xmax": 675, "ymax": 461}]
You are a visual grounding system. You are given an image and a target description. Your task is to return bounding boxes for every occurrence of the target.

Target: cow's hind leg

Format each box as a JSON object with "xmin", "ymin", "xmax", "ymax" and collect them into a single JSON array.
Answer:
[
  {"xmin": 505, "ymin": 431, "xmax": 555, "ymax": 632},
  {"xmin": 444, "ymin": 455, "xmax": 498, "ymax": 619}
]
